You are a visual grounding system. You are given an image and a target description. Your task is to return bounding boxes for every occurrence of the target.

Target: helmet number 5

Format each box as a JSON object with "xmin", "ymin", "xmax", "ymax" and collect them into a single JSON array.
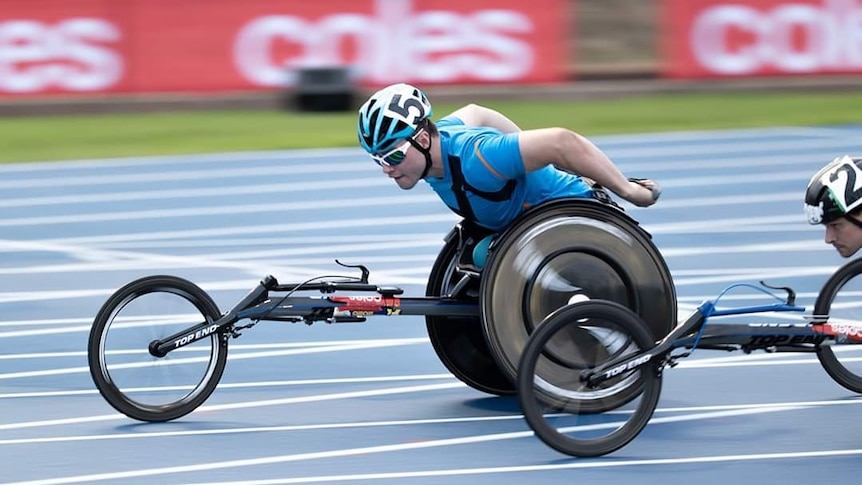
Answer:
[{"xmin": 387, "ymin": 95, "xmax": 426, "ymax": 125}]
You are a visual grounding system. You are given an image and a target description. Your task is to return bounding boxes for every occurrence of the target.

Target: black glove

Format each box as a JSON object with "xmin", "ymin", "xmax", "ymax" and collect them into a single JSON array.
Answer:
[{"xmin": 628, "ymin": 178, "xmax": 662, "ymax": 202}]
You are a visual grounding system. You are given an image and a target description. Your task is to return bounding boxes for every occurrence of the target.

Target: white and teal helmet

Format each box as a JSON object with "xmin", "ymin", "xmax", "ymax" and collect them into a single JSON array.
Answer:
[{"xmin": 357, "ymin": 83, "xmax": 432, "ymax": 155}]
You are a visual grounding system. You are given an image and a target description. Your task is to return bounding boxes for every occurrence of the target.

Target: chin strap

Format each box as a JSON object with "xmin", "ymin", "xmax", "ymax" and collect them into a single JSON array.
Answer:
[
  {"xmin": 409, "ymin": 137, "xmax": 433, "ymax": 180},
  {"xmin": 845, "ymin": 213, "xmax": 862, "ymax": 230}
]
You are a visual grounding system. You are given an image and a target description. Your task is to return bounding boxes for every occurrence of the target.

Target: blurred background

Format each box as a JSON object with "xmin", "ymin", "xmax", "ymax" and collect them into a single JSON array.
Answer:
[
  {"xmin": 1, "ymin": 0, "xmax": 860, "ymax": 115},
  {"xmin": 4, "ymin": 2, "xmax": 862, "ymax": 483}
]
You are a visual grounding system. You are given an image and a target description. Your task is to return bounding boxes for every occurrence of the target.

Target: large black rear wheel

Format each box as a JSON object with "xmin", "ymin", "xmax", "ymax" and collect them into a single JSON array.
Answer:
[
  {"xmin": 426, "ymin": 227, "xmax": 515, "ymax": 395},
  {"xmin": 481, "ymin": 198, "xmax": 675, "ymax": 410}
]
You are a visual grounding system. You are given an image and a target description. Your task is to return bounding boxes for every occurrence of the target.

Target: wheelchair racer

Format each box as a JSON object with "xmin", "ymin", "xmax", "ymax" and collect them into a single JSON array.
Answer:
[
  {"xmin": 357, "ymin": 83, "xmax": 661, "ymax": 234},
  {"xmin": 805, "ymin": 155, "xmax": 862, "ymax": 258}
]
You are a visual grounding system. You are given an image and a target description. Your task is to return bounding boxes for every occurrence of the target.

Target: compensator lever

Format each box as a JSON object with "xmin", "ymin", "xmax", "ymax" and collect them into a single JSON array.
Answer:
[
  {"xmin": 759, "ymin": 280, "xmax": 796, "ymax": 306},
  {"xmin": 335, "ymin": 259, "xmax": 370, "ymax": 284}
]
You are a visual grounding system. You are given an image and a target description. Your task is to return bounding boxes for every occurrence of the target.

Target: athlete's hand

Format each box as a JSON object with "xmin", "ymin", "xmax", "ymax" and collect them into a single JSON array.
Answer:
[{"xmin": 625, "ymin": 178, "xmax": 661, "ymax": 207}]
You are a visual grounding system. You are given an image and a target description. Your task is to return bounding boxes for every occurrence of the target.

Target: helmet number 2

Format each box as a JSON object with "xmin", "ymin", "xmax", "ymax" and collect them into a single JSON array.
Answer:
[
  {"xmin": 387, "ymin": 95, "xmax": 426, "ymax": 125},
  {"xmin": 827, "ymin": 157, "xmax": 862, "ymax": 212}
]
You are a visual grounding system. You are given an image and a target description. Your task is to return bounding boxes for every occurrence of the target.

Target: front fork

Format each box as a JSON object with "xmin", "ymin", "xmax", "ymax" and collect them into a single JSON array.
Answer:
[
  {"xmin": 148, "ymin": 276, "xmax": 276, "ymax": 357},
  {"xmin": 581, "ymin": 308, "xmax": 707, "ymax": 387}
]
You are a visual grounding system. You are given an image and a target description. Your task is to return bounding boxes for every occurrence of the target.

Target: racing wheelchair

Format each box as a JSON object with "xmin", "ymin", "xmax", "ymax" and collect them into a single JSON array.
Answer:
[
  {"xmin": 516, "ymin": 254, "xmax": 862, "ymax": 457},
  {"xmin": 87, "ymin": 197, "xmax": 677, "ymax": 424}
]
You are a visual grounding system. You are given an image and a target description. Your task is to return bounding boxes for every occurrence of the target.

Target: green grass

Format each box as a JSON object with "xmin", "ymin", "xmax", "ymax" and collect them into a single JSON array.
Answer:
[{"xmin": 2, "ymin": 90, "xmax": 861, "ymax": 163}]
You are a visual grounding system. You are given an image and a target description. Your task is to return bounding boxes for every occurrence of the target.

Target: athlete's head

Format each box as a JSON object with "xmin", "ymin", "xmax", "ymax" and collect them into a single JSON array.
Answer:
[
  {"xmin": 805, "ymin": 155, "xmax": 862, "ymax": 257},
  {"xmin": 357, "ymin": 83, "xmax": 432, "ymax": 163},
  {"xmin": 357, "ymin": 83, "xmax": 436, "ymax": 187}
]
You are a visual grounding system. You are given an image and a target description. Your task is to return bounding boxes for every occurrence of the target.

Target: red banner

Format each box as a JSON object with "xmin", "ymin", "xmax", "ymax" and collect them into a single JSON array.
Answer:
[
  {"xmin": 662, "ymin": 0, "xmax": 862, "ymax": 78},
  {"xmin": 0, "ymin": 0, "xmax": 569, "ymax": 97}
]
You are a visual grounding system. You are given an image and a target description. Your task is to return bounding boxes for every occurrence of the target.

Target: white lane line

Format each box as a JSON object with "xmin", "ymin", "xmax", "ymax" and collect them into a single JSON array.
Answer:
[
  {"xmin": 0, "ymin": 194, "xmax": 441, "ymax": 227},
  {"xmin": 0, "ymin": 274, "xmax": 431, "ymax": 305},
  {"xmin": 0, "ymin": 289, "xmax": 114, "ymax": 305},
  {"xmin": 1, "ymin": 134, "xmax": 854, "ymax": 184},
  {"xmin": 0, "ymin": 382, "xmax": 466, "ymax": 431},
  {"xmin": 651, "ymin": 225, "xmax": 814, "ymax": 234},
  {"xmin": 660, "ymin": 240, "xmax": 827, "ymax": 257},
  {"xmin": 0, "ymin": 401, "xmax": 845, "ymax": 485},
  {"xmin": 171, "ymin": 448, "xmax": 862, "ymax": 485},
  {"xmin": 0, "ymin": 238, "xmax": 322, "ymax": 282},
  {"xmin": 8, "ymin": 213, "xmax": 460, "ymax": 245},
  {"xmin": 649, "ymin": 169, "xmax": 813, "ymax": 188},
  {"xmin": 4, "ymin": 240, "xmax": 825, "ymax": 277},
  {"xmin": 0, "ymin": 165, "xmax": 819, "ymax": 211},
  {"xmin": 0, "ymin": 338, "xmax": 429, "ymax": 352},
  {"xmin": 0, "ymin": 339, "xmax": 429, "ymax": 379},
  {"xmin": 0, "ymin": 244, "xmax": 440, "ymax": 275},
  {"xmin": 0, "ymin": 162, "xmax": 370, "ymax": 189},
  {"xmin": 0, "ymin": 177, "xmax": 391, "ymax": 208},
  {"xmin": 0, "ymin": 126, "xmax": 840, "ymax": 174},
  {"xmin": 676, "ymin": 291, "xmax": 822, "ymax": 302},
  {"xmin": 14, "ymin": 211, "xmax": 787, "ymax": 247},
  {"xmin": 0, "ymin": 373, "xmax": 453, "ymax": 399},
  {"xmin": 602, "ymin": 137, "xmax": 860, "ymax": 160},
  {"xmin": 0, "ymin": 148, "xmax": 362, "ymax": 173},
  {"xmin": 3, "ymin": 398, "xmax": 860, "ymax": 447},
  {"xmin": 617, "ymin": 152, "xmax": 842, "ymax": 172},
  {"xmin": 81, "ymin": 232, "xmax": 447, "ymax": 250},
  {"xmin": 0, "ymin": 256, "xmax": 434, "ymax": 276},
  {"xmin": 592, "ymin": 126, "xmax": 846, "ymax": 145},
  {"xmin": 679, "ymin": 356, "xmax": 862, "ymax": 368},
  {"xmin": 0, "ymin": 413, "xmax": 516, "ymax": 446},
  {"xmin": 0, "ymin": 264, "xmax": 830, "ymax": 305},
  {"xmin": 1, "ymin": 344, "xmax": 853, "ymax": 397},
  {"xmin": 0, "ymin": 127, "xmax": 804, "ymax": 175},
  {"xmin": 635, "ymin": 191, "xmax": 800, "ymax": 210},
  {"xmin": 673, "ymin": 266, "xmax": 837, "ymax": 286},
  {"xmin": 0, "ymin": 170, "xmax": 820, "ymax": 228},
  {"xmin": 646, "ymin": 214, "xmax": 802, "ymax": 232}
]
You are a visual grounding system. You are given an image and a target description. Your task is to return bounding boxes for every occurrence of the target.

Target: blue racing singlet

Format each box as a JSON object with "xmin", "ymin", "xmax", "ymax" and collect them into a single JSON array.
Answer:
[{"xmin": 425, "ymin": 116, "xmax": 593, "ymax": 231}]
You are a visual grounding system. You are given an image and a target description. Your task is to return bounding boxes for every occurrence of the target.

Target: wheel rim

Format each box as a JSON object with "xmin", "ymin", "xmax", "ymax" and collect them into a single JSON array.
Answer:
[
  {"xmin": 481, "ymin": 200, "xmax": 676, "ymax": 393},
  {"xmin": 425, "ymin": 231, "xmax": 515, "ymax": 395},
  {"xmin": 96, "ymin": 286, "xmax": 223, "ymax": 414},
  {"xmin": 816, "ymin": 266, "xmax": 862, "ymax": 386},
  {"xmin": 518, "ymin": 302, "xmax": 662, "ymax": 457}
]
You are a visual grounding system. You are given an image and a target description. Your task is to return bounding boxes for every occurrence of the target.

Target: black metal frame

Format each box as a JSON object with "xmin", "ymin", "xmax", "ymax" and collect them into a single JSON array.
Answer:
[
  {"xmin": 147, "ymin": 263, "xmax": 479, "ymax": 358},
  {"xmin": 581, "ymin": 282, "xmax": 858, "ymax": 387}
]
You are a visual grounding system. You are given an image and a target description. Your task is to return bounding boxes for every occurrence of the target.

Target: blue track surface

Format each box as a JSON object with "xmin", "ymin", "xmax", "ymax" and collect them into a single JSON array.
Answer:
[{"xmin": 2, "ymin": 126, "xmax": 862, "ymax": 484}]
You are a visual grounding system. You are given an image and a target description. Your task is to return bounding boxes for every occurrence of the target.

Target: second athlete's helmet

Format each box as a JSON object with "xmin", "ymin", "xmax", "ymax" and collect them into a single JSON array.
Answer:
[
  {"xmin": 357, "ymin": 83, "xmax": 432, "ymax": 155},
  {"xmin": 805, "ymin": 155, "xmax": 862, "ymax": 225}
]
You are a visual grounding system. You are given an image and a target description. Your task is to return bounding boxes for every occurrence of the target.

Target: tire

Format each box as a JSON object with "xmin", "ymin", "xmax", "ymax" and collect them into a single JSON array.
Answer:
[
  {"xmin": 481, "ymin": 198, "xmax": 675, "ymax": 409},
  {"xmin": 426, "ymin": 228, "xmax": 516, "ymax": 396},
  {"xmin": 88, "ymin": 275, "xmax": 228, "ymax": 422},
  {"xmin": 518, "ymin": 301, "xmax": 662, "ymax": 457},
  {"xmin": 815, "ymin": 258, "xmax": 862, "ymax": 393}
]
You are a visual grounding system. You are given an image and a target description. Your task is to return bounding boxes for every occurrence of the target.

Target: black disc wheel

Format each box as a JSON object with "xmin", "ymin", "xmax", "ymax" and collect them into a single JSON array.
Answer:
[
  {"xmin": 481, "ymin": 198, "xmax": 675, "ymax": 409},
  {"xmin": 426, "ymin": 228, "xmax": 516, "ymax": 396},
  {"xmin": 88, "ymin": 275, "xmax": 227, "ymax": 422},
  {"xmin": 815, "ymin": 258, "xmax": 862, "ymax": 393},
  {"xmin": 518, "ymin": 301, "xmax": 662, "ymax": 457}
]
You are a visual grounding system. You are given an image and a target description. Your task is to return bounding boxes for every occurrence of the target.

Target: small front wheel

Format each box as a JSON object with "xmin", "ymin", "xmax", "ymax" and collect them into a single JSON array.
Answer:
[
  {"xmin": 88, "ymin": 275, "xmax": 228, "ymax": 422},
  {"xmin": 518, "ymin": 301, "xmax": 662, "ymax": 457}
]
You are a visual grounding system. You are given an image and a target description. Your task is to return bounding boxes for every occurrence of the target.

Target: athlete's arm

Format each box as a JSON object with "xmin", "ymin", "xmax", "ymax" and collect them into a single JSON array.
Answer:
[
  {"xmin": 446, "ymin": 104, "xmax": 522, "ymax": 134},
  {"xmin": 518, "ymin": 128, "xmax": 659, "ymax": 207}
]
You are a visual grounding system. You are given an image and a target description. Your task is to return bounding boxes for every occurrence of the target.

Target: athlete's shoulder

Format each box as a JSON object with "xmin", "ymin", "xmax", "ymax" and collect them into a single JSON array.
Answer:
[
  {"xmin": 437, "ymin": 116, "xmax": 503, "ymax": 137},
  {"xmin": 436, "ymin": 115, "xmax": 465, "ymax": 130}
]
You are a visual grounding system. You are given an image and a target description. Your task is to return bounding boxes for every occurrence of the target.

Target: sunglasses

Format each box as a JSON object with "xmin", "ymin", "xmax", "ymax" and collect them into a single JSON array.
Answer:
[{"xmin": 371, "ymin": 138, "xmax": 412, "ymax": 167}]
